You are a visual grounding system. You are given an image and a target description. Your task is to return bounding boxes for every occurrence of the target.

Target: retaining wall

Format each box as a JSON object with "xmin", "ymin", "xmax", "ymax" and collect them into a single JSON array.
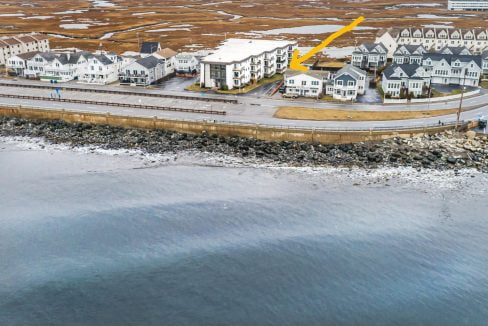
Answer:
[{"xmin": 0, "ymin": 105, "xmax": 475, "ymax": 145}]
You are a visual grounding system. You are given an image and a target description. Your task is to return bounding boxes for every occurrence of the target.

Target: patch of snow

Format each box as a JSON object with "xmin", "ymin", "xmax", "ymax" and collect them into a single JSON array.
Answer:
[{"xmin": 60, "ymin": 23, "xmax": 91, "ymax": 30}]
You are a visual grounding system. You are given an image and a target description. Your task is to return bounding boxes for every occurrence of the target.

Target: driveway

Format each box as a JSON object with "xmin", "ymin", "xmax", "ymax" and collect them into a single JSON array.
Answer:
[
  {"xmin": 243, "ymin": 80, "xmax": 282, "ymax": 97},
  {"xmin": 152, "ymin": 76, "xmax": 198, "ymax": 92},
  {"xmin": 356, "ymin": 77, "xmax": 382, "ymax": 104}
]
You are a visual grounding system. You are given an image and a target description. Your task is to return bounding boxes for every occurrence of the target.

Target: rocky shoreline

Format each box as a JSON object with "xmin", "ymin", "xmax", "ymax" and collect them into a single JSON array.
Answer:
[{"xmin": 1, "ymin": 116, "xmax": 487, "ymax": 173}]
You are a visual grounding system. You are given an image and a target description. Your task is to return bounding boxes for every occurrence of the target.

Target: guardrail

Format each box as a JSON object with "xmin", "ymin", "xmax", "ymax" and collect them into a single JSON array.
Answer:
[
  {"xmin": 384, "ymin": 89, "xmax": 481, "ymax": 104},
  {"xmin": 0, "ymin": 102, "xmax": 470, "ymax": 132},
  {"xmin": 0, "ymin": 93, "xmax": 226, "ymax": 116},
  {"xmin": 0, "ymin": 82, "xmax": 238, "ymax": 104}
]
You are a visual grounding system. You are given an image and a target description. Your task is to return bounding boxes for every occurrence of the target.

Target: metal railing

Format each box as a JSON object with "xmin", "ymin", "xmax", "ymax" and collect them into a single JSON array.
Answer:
[
  {"xmin": 0, "ymin": 102, "xmax": 472, "ymax": 133},
  {"xmin": 0, "ymin": 93, "xmax": 226, "ymax": 116},
  {"xmin": 0, "ymin": 82, "xmax": 238, "ymax": 104}
]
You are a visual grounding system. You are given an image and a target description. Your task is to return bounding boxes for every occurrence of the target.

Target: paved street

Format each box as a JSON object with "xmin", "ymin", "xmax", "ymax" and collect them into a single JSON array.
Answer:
[{"xmin": 0, "ymin": 78, "xmax": 487, "ymax": 130}]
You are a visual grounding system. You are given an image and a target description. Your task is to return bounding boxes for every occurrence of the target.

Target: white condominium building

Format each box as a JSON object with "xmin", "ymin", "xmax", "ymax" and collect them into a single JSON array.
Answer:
[
  {"xmin": 448, "ymin": 0, "xmax": 488, "ymax": 11},
  {"xmin": 0, "ymin": 34, "xmax": 50, "ymax": 65},
  {"xmin": 200, "ymin": 39, "xmax": 297, "ymax": 90}
]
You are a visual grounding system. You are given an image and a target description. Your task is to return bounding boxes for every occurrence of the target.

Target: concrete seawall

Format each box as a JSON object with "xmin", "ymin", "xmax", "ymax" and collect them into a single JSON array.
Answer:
[{"xmin": 0, "ymin": 105, "xmax": 476, "ymax": 144}]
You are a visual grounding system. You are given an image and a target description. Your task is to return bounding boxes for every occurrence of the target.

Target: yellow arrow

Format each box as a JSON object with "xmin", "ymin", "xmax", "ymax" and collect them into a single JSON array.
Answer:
[{"xmin": 290, "ymin": 16, "xmax": 365, "ymax": 72}]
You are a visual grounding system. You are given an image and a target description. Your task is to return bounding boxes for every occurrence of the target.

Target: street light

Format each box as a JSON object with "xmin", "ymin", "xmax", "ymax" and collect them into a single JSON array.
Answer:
[{"xmin": 456, "ymin": 69, "xmax": 468, "ymax": 131}]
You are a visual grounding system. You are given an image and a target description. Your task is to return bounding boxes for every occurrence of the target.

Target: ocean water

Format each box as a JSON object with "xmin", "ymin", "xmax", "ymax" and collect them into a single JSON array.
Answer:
[{"xmin": 1, "ymin": 138, "xmax": 488, "ymax": 326}]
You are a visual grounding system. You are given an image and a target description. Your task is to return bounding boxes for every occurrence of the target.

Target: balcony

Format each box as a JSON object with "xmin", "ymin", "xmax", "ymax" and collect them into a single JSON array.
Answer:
[{"xmin": 119, "ymin": 73, "xmax": 148, "ymax": 78}]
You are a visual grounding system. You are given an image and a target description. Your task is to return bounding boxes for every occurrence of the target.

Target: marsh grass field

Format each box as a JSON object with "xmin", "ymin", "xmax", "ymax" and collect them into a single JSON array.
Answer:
[{"xmin": 1, "ymin": 0, "xmax": 487, "ymax": 53}]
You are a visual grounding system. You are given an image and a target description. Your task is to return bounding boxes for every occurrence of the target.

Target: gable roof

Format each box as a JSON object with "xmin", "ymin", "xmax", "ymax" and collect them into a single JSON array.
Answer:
[
  {"xmin": 140, "ymin": 42, "xmax": 161, "ymax": 54},
  {"xmin": 92, "ymin": 54, "xmax": 114, "ymax": 65},
  {"xmin": 437, "ymin": 46, "xmax": 471, "ymax": 56},
  {"xmin": 1, "ymin": 38, "xmax": 21, "ymax": 46},
  {"xmin": 354, "ymin": 42, "xmax": 387, "ymax": 54},
  {"xmin": 31, "ymin": 34, "xmax": 50, "ymax": 41},
  {"xmin": 155, "ymin": 47, "xmax": 177, "ymax": 59},
  {"xmin": 37, "ymin": 52, "xmax": 58, "ymax": 62},
  {"xmin": 135, "ymin": 55, "xmax": 164, "ymax": 69},
  {"xmin": 285, "ymin": 69, "xmax": 330, "ymax": 80},
  {"xmin": 383, "ymin": 63, "xmax": 424, "ymax": 79},
  {"xmin": 394, "ymin": 45, "xmax": 425, "ymax": 56},
  {"xmin": 16, "ymin": 36, "xmax": 36, "ymax": 43},
  {"xmin": 16, "ymin": 51, "xmax": 40, "ymax": 60},
  {"xmin": 423, "ymin": 53, "xmax": 482, "ymax": 67},
  {"xmin": 335, "ymin": 64, "xmax": 366, "ymax": 80}
]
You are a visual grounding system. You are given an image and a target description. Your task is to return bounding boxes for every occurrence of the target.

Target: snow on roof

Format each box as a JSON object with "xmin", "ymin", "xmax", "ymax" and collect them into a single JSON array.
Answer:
[{"xmin": 202, "ymin": 38, "xmax": 296, "ymax": 64}]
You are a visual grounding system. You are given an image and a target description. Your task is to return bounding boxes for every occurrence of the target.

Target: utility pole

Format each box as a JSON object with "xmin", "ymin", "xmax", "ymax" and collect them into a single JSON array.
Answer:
[{"xmin": 456, "ymin": 69, "xmax": 468, "ymax": 131}]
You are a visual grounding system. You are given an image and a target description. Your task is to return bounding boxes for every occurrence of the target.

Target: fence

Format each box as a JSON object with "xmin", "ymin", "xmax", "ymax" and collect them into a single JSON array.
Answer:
[
  {"xmin": 0, "ymin": 104, "xmax": 477, "ymax": 133},
  {"xmin": 0, "ymin": 93, "xmax": 226, "ymax": 115},
  {"xmin": 0, "ymin": 82, "xmax": 238, "ymax": 104},
  {"xmin": 383, "ymin": 89, "xmax": 481, "ymax": 104},
  {"xmin": 0, "ymin": 103, "xmax": 476, "ymax": 145}
]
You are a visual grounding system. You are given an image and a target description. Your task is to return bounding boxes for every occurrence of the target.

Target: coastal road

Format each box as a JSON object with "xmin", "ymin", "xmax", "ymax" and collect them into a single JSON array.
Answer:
[{"xmin": 0, "ymin": 79, "xmax": 487, "ymax": 130}]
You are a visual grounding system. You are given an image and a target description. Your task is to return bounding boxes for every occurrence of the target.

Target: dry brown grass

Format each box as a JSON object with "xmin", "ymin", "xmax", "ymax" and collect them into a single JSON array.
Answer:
[
  {"xmin": 274, "ymin": 106, "xmax": 461, "ymax": 121},
  {"xmin": 0, "ymin": 0, "xmax": 486, "ymax": 53}
]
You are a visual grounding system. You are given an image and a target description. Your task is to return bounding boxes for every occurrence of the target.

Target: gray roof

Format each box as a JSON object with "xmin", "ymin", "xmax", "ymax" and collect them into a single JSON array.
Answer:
[
  {"xmin": 437, "ymin": 46, "xmax": 471, "ymax": 55},
  {"xmin": 92, "ymin": 54, "xmax": 114, "ymax": 65},
  {"xmin": 383, "ymin": 63, "xmax": 422, "ymax": 79},
  {"xmin": 285, "ymin": 69, "xmax": 330, "ymax": 79},
  {"xmin": 335, "ymin": 64, "xmax": 366, "ymax": 80},
  {"xmin": 394, "ymin": 45, "xmax": 425, "ymax": 56},
  {"xmin": 354, "ymin": 42, "xmax": 387, "ymax": 54},
  {"xmin": 336, "ymin": 74, "xmax": 356, "ymax": 83},
  {"xmin": 136, "ymin": 55, "xmax": 164, "ymax": 69},
  {"xmin": 38, "ymin": 52, "xmax": 58, "ymax": 62},
  {"xmin": 423, "ymin": 53, "xmax": 482, "ymax": 67},
  {"xmin": 140, "ymin": 42, "xmax": 160, "ymax": 54},
  {"xmin": 482, "ymin": 51, "xmax": 488, "ymax": 60}
]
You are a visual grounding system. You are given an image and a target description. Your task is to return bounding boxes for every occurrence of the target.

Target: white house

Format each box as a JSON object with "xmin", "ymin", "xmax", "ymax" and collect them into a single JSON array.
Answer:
[
  {"xmin": 382, "ymin": 64, "xmax": 430, "ymax": 98},
  {"xmin": 23, "ymin": 51, "xmax": 89, "ymax": 82},
  {"xmin": 352, "ymin": 43, "xmax": 388, "ymax": 70},
  {"xmin": 200, "ymin": 38, "xmax": 297, "ymax": 90},
  {"xmin": 153, "ymin": 48, "xmax": 177, "ymax": 79},
  {"xmin": 174, "ymin": 52, "xmax": 200, "ymax": 74},
  {"xmin": 376, "ymin": 28, "xmax": 488, "ymax": 58},
  {"xmin": 422, "ymin": 53, "xmax": 482, "ymax": 86},
  {"xmin": 0, "ymin": 34, "xmax": 50, "ymax": 65},
  {"xmin": 326, "ymin": 64, "xmax": 367, "ymax": 101},
  {"xmin": 78, "ymin": 53, "xmax": 121, "ymax": 85},
  {"xmin": 284, "ymin": 69, "xmax": 330, "ymax": 98},
  {"xmin": 393, "ymin": 45, "xmax": 427, "ymax": 65},
  {"xmin": 6, "ymin": 51, "xmax": 39, "ymax": 77},
  {"xmin": 119, "ymin": 55, "xmax": 165, "ymax": 86}
]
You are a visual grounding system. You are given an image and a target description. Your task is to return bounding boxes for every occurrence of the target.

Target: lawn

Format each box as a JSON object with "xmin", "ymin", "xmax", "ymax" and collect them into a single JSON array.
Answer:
[
  {"xmin": 481, "ymin": 81, "xmax": 488, "ymax": 89},
  {"xmin": 431, "ymin": 88, "xmax": 464, "ymax": 98},
  {"xmin": 274, "ymin": 106, "xmax": 462, "ymax": 121}
]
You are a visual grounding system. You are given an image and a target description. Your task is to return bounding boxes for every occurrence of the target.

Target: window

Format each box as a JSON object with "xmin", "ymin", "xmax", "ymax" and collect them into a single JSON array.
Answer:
[{"xmin": 302, "ymin": 81, "xmax": 306, "ymax": 86}]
